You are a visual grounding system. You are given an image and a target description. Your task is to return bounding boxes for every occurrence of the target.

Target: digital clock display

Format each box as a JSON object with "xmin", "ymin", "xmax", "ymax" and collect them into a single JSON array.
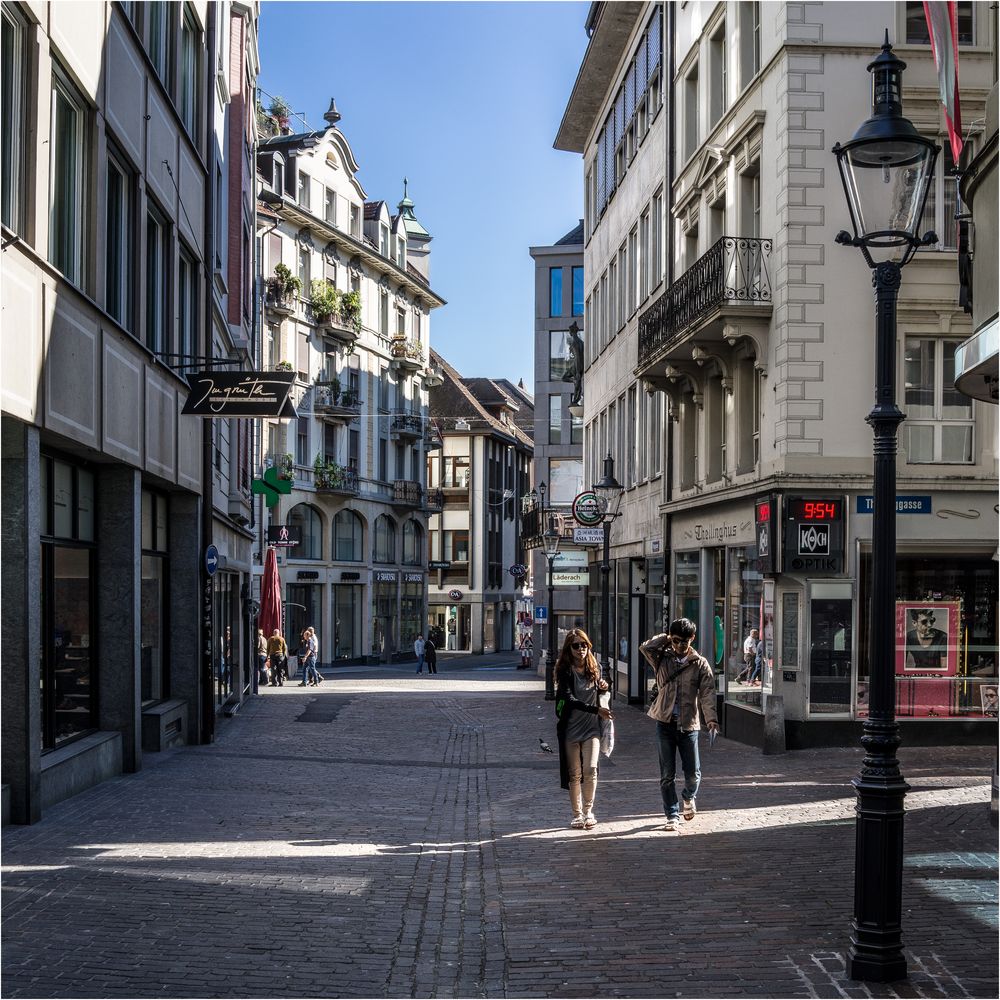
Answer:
[{"xmin": 788, "ymin": 499, "xmax": 841, "ymax": 521}]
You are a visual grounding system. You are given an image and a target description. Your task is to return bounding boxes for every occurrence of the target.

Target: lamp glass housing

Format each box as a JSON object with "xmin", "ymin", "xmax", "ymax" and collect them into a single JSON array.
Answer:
[
  {"xmin": 592, "ymin": 454, "xmax": 625, "ymax": 519},
  {"xmin": 832, "ymin": 34, "xmax": 939, "ymax": 255},
  {"xmin": 543, "ymin": 516, "xmax": 561, "ymax": 558}
]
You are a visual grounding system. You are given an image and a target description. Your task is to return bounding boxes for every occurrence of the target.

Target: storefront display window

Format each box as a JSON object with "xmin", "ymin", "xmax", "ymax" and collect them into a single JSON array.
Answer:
[
  {"xmin": 213, "ymin": 572, "xmax": 237, "ymax": 708},
  {"xmin": 40, "ymin": 455, "xmax": 96, "ymax": 749},
  {"xmin": 673, "ymin": 551, "xmax": 700, "ymax": 623},
  {"xmin": 808, "ymin": 582, "xmax": 853, "ymax": 715},
  {"xmin": 644, "ymin": 557, "xmax": 665, "ymax": 704},
  {"xmin": 373, "ymin": 573, "xmax": 398, "ymax": 658},
  {"xmin": 333, "ymin": 585, "xmax": 362, "ymax": 661},
  {"xmin": 858, "ymin": 552, "xmax": 997, "ymax": 720},
  {"xmin": 140, "ymin": 490, "xmax": 168, "ymax": 706},
  {"xmin": 724, "ymin": 546, "xmax": 763, "ymax": 710},
  {"xmin": 615, "ymin": 559, "xmax": 629, "ymax": 665},
  {"xmin": 401, "ymin": 575, "xmax": 423, "ymax": 651},
  {"xmin": 287, "ymin": 583, "xmax": 322, "ymax": 657}
]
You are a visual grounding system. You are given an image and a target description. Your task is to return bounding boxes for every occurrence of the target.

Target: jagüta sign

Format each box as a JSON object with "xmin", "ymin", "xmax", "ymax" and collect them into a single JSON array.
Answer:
[{"xmin": 182, "ymin": 371, "xmax": 297, "ymax": 418}]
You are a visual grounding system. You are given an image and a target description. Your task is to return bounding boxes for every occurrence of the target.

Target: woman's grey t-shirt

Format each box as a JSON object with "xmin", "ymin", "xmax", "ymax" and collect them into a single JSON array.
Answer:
[{"xmin": 565, "ymin": 669, "xmax": 601, "ymax": 743}]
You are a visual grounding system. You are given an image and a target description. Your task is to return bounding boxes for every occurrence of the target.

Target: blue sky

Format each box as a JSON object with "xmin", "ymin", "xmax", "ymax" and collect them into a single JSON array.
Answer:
[{"xmin": 258, "ymin": 1, "xmax": 588, "ymax": 390}]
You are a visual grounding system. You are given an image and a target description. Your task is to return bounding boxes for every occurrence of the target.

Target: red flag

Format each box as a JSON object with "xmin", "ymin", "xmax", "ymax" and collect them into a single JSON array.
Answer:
[{"xmin": 923, "ymin": 1, "xmax": 963, "ymax": 162}]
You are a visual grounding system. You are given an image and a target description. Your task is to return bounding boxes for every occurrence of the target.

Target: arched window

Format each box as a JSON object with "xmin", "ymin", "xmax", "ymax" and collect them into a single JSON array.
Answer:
[
  {"xmin": 333, "ymin": 509, "xmax": 363, "ymax": 561},
  {"xmin": 402, "ymin": 519, "xmax": 423, "ymax": 565},
  {"xmin": 288, "ymin": 503, "xmax": 323, "ymax": 560},
  {"xmin": 373, "ymin": 514, "xmax": 396, "ymax": 564}
]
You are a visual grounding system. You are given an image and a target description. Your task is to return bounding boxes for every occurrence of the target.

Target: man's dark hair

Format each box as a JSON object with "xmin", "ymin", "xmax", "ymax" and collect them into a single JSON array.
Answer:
[{"xmin": 669, "ymin": 617, "xmax": 697, "ymax": 640}]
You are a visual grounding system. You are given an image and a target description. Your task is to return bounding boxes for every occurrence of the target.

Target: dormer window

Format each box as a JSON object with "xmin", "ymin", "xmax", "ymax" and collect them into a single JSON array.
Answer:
[
  {"xmin": 350, "ymin": 203, "xmax": 360, "ymax": 237},
  {"xmin": 380, "ymin": 224, "xmax": 390, "ymax": 257},
  {"xmin": 297, "ymin": 172, "xmax": 310, "ymax": 209},
  {"xmin": 273, "ymin": 157, "xmax": 284, "ymax": 195},
  {"xmin": 395, "ymin": 235, "xmax": 406, "ymax": 269},
  {"xmin": 325, "ymin": 151, "xmax": 339, "ymax": 170}
]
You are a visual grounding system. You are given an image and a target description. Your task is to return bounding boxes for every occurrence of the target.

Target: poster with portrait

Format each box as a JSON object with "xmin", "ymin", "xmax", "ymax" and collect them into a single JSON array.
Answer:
[
  {"xmin": 980, "ymin": 686, "xmax": 999, "ymax": 718},
  {"xmin": 895, "ymin": 601, "xmax": 960, "ymax": 675}
]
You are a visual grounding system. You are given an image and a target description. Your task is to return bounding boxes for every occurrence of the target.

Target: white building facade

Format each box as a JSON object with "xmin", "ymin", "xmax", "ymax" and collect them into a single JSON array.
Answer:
[
  {"xmin": 255, "ymin": 102, "xmax": 445, "ymax": 664},
  {"xmin": 557, "ymin": 1, "xmax": 998, "ymax": 746}
]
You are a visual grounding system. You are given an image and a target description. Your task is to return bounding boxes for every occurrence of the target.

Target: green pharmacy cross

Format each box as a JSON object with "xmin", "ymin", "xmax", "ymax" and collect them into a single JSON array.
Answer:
[{"xmin": 252, "ymin": 466, "xmax": 292, "ymax": 508}]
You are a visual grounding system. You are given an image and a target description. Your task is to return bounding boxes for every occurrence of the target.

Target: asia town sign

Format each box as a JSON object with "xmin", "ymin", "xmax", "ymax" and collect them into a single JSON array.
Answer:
[{"xmin": 182, "ymin": 371, "xmax": 297, "ymax": 418}]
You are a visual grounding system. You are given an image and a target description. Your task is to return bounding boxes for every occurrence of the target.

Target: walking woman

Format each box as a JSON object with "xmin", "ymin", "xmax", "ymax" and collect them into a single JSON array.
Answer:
[{"xmin": 554, "ymin": 628, "xmax": 613, "ymax": 829}]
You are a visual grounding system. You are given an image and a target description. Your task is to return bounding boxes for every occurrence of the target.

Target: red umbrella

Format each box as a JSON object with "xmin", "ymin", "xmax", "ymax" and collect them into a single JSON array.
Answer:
[{"xmin": 259, "ymin": 546, "xmax": 283, "ymax": 643}]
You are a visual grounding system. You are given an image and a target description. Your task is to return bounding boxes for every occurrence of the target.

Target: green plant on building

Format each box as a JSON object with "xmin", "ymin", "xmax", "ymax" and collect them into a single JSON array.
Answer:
[
  {"xmin": 314, "ymin": 456, "xmax": 347, "ymax": 490},
  {"xmin": 268, "ymin": 262, "xmax": 301, "ymax": 303},
  {"xmin": 309, "ymin": 279, "xmax": 341, "ymax": 322},
  {"xmin": 274, "ymin": 359, "xmax": 294, "ymax": 372},
  {"xmin": 340, "ymin": 289, "xmax": 362, "ymax": 332},
  {"xmin": 278, "ymin": 453, "xmax": 294, "ymax": 481}
]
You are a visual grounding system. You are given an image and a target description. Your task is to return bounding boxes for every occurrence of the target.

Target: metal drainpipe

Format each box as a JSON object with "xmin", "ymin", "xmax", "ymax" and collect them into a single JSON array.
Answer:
[{"xmin": 200, "ymin": 0, "xmax": 218, "ymax": 745}]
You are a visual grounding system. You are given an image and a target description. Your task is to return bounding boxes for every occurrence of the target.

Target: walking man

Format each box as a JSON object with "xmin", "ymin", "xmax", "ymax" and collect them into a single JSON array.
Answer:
[
  {"xmin": 424, "ymin": 636, "xmax": 437, "ymax": 674},
  {"xmin": 639, "ymin": 617, "xmax": 719, "ymax": 832},
  {"xmin": 414, "ymin": 634, "xmax": 426, "ymax": 674},
  {"xmin": 736, "ymin": 627, "xmax": 759, "ymax": 684}
]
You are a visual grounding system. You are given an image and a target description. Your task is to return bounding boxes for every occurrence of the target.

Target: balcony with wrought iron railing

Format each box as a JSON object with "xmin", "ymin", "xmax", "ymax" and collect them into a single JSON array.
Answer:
[
  {"xmin": 391, "ymin": 479, "xmax": 424, "ymax": 507},
  {"xmin": 389, "ymin": 336, "xmax": 425, "ymax": 372},
  {"xmin": 637, "ymin": 236, "xmax": 772, "ymax": 373},
  {"xmin": 313, "ymin": 463, "xmax": 360, "ymax": 496},
  {"xmin": 390, "ymin": 410, "xmax": 424, "ymax": 439},
  {"xmin": 424, "ymin": 488, "xmax": 445, "ymax": 512},
  {"xmin": 520, "ymin": 505, "xmax": 576, "ymax": 550},
  {"xmin": 313, "ymin": 383, "xmax": 361, "ymax": 422}
]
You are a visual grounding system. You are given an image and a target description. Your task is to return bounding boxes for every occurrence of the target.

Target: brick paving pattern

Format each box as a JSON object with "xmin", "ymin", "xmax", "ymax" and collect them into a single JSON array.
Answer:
[{"xmin": 2, "ymin": 661, "xmax": 996, "ymax": 999}]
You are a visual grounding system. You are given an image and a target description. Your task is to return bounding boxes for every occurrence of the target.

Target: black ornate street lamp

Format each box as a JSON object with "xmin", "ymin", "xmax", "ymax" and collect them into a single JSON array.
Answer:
[
  {"xmin": 542, "ymin": 509, "xmax": 561, "ymax": 701},
  {"xmin": 592, "ymin": 454, "xmax": 625, "ymax": 695},
  {"xmin": 832, "ymin": 32, "xmax": 938, "ymax": 985}
]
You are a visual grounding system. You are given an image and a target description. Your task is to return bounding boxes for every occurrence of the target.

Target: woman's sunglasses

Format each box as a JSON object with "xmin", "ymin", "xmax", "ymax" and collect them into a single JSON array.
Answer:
[{"xmin": 571, "ymin": 642, "xmax": 589, "ymax": 650}]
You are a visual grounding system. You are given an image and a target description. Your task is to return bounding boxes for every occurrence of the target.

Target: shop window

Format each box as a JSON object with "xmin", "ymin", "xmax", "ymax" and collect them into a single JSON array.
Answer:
[
  {"xmin": 903, "ymin": 338, "xmax": 974, "ymax": 464},
  {"xmin": 288, "ymin": 503, "xmax": 323, "ymax": 560},
  {"xmin": 333, "ymin": 509, "xmax": 363, "ymax": 561},
  {"xmin": 286, "ymin": 583, "xmax": 321, "ymax": 661},
  {"xmin": 374, "ymin": 514, "xmax": 396, "ymax": 563},
  {"xmin": 373, "ymin": 578, "xmax": 397, "ymax": 657},
  {"xmin": 141, "ymin": 490, "xmax": 169, "ymax": 705},
  {"xmin": 401, "ymin": 579, "xmax": 423, "ymax": 649},
  {"xmin": 807, "ymin": 583, "xmax": 853, "ymax": 715},
  {"xmin": 40, "ymin": 455, "xmax": 98, "ymax": 749},
  {"xmin": 724, "ymin": 547, "xmax": 764, "ymax": 708},
  {"xmin": 673, "ymin": 551, "xmax": 701, "ymax": 625},
  {"xmin": 402, "ymin": 520, "xmax": 423, "ymax": 565},
  {"xmin": 333, "ymin": 585, "xmax": 361, "ymax": 660},
  {"xmin": 858, "ymin": 551, "xmax": 997, "ymax": 720}
]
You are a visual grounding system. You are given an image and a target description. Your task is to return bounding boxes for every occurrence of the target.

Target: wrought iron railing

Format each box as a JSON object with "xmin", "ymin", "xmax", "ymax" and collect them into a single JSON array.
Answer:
[
  {"xmin": 389, "ymin": 336, "xmax": 425, "ymax": 365},
  {"xmin": 391, "ymin": 411, "xmax": 424, "ymax": 435},
  {"xmin": 392, "ymin": 479, "xmax": 424, "ymax": 506},
  {"xmin": 314, "ymin": 464, "xmax": 360, "ymax": 494},
  {"xmin": 638, "ymin": 236, "xmax": 772, "ymax": 369},
  {"xmin": 424, "ymin": 488, "xmax": 444, "ymax": 512}
]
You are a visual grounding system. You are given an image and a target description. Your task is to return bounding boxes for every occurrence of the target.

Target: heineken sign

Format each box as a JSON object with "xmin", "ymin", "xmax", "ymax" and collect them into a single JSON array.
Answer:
[
  {"xmin": 182, "ymin": 371, "xmax": 297, "ymax": 418},
  {"xmin": 571, "ymin": 490, "xmax": 604, "ymax": 527}
]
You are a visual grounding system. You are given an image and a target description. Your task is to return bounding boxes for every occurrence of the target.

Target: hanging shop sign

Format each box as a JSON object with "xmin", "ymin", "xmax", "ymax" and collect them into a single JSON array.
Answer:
[
  {"xmin": 448, "ymin": 589, "xmax": 463, "ymax": 601},
  {"xmin": 754, "ymin": 494, "xmax": 779, "ymax": 575},
  {"xmin": 182, "ymin": 371, "xmax": 297, "ymax": 418},
  {"xmin": 429, "ymin": 560, "xmax": 451, "ymax": 570},
  {"xmin": 782, "ymin": 495, "xmax": 845, "ymax": 574},
  {"xmin": 508, "ymin": 564, "xmax": 527, "ymax": 578},
  {"xmin": 571, "ymin": 490, "xmax": 604, "ymax": 526},
  {"xmin": 573, "ymin": 527, "xmax": 604, "ymax": 545},
  {"xmin": 267, "ymin": 525, "xmax": 302, "ymax": 547}
]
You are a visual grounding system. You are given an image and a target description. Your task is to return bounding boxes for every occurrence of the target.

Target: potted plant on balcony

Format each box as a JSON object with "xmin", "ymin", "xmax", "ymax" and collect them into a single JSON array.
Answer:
[
  {"xmin": 278, "ymin": 453, "xmax": 294, "ymax": 481},
  {"xmin": 309, "ymin": 279, "xmax": 340, "ymax": 326},
  {"xmin": 340, "ymin": 290, "xmax": 362, "ymax": 333},
  {"xmin": 341, "ymin": 386, "xmax": 358, "ymax": 407},
  {"xmin": 274, "ymin": 360, "xmax": 294, "ymax": 372},
  {"xmin": 313, "ymin": 456, "xmax": 345, "ymax": 490},
  {"xmin": 268, "ymin": 95, "xmax": 291, "ymax": 131},
  {"xmin": 267, "ymin": 263, "xmax": 301, "ymax": 310}
]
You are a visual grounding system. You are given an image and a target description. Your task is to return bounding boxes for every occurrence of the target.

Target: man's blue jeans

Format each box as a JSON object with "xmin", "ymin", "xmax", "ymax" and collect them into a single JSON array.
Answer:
[{"xmin": 656, "ymin": 720, "xmax": 701, "ymax": 819}]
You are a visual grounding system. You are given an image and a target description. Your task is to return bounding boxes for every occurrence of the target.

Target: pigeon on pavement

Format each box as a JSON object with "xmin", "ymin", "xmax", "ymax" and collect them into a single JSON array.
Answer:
[{"xmin": 539, "ymin": 738, "xmax": 554, "ymax": 753}]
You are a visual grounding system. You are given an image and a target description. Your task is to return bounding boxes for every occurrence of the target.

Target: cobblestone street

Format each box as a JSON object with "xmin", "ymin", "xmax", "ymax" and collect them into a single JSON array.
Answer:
[{"xmin": 2, "ymin": 660, "xmax": 996, "ymax": 999}]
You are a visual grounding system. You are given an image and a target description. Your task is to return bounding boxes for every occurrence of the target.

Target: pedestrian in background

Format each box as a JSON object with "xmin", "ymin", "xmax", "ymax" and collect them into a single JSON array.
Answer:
[
  {"xmin": 256, "ymin": 629, "xmax": 268, "ymax": 688},
  {"xmin": 306, "ymin": 627, "xmax": 322, "ymax": 685},
  {"xmin": 736, "ymin": 627, "xmax": 759, "ymax": 684},
  {"xmin": 554, "ymin": 628, "xmax": 613, "ymax": 830},
  {"xmin": 414, "ymin": 634, "xmax": 426, "ymax": 674},
  {"xmin": 639, "ymin": 618, "xmax": 719, "ymax": 832},
  {"xmin": 424, "ymin": 636, "xmax": 437, "ymax": 674},
  {"xmin": 266, "ymin": 629, "xmax": 287, "ymax": 686}
]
